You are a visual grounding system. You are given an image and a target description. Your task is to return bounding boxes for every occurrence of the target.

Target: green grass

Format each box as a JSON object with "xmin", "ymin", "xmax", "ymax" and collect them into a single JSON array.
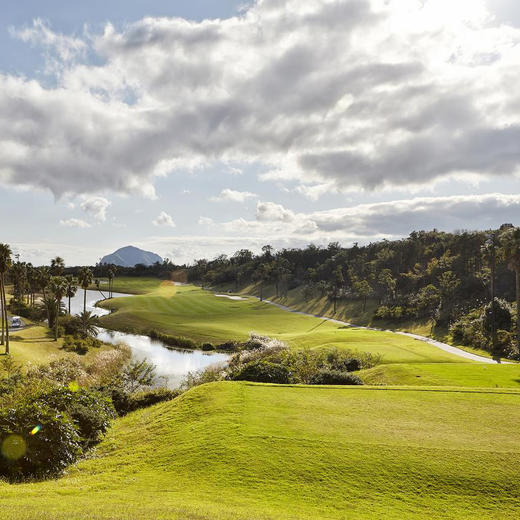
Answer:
[
  {"xmin": 359, "ymin": 362, "xmax": 520, "ymax": 387},
  {"xmin": 1, "ymin": 381, "xmax": 520, "ymax": 519},
  {"xmin": 0, "ymin": 325, "xmax": 113, "ymax": 370},
  {"xmin": 98, "ymin": 284, "xmax": 465, "ymax": 364},
  {"xmin": 91, "ymin": 277, "xmax": 164, "ymax": 295}
]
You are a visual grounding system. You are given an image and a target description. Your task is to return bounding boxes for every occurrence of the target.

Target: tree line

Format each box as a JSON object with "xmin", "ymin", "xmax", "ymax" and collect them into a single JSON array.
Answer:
[
  {"xmin": 0, "ymin": 247, "xmax": 121, "ymax": 354},
  {"xmin": 186, "ymin": 225, "xmax": 520, "ymax": 359}
]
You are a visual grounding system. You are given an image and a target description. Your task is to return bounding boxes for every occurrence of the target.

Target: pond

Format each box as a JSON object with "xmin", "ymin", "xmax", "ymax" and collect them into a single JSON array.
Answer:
[{"xmin": 68, "ymin": 289, "xmax": 230, "ymax": 388}]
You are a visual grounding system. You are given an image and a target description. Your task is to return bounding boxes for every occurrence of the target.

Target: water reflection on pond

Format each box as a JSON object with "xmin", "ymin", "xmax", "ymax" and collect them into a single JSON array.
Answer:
[{"xmin": 69, "ymin": 289, "xmax": 229, "ymax": 388}]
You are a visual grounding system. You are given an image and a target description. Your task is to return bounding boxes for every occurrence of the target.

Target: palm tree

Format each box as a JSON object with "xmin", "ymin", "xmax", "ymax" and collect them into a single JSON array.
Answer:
[
  {"xmin": 65, "ymin": 275, "xmax": 78, "ymax": 314},
  {"xmin": 48, "ymin": 276, "xmax": 67, "ymax": 341},
  {"xmin": 50, "ymin": 256, "xmax": 65, "ymax": 276},
  {"xmin": 76, "ymin": 311, "xmax": 99, "ymax": 338},
  {"xmin": 0, "ymin": 244, "xmax": 13, "ymax": 354},
  {"xmin": 107, "ymin": 265, "xmax": 116, "ymax": 298},
  {"xmin": 500, "ymin": 226, "xmax": 520, "ymax": 351},
  {"xmin": 78, "ymin": 267, "xmax": 93, "ymax": 313},
  {"xmin": 37, "ymin": 266, "xmax": 50, "ymax": 299}
]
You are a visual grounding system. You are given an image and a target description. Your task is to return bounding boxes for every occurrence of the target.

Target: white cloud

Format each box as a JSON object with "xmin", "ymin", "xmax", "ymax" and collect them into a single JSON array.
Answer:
[
  {"xmin": 11, "ymin": 19, "xmax": 86, "ymax": 66},
  {"xmin": 1, "ymin": 1, "xmax": 519, "ymax": 198},
  {"xmin": 256, "ymin": 201, "xmax": 295, "ymax": 222},
  {"xmin": 80, "ymin": 196, "xmax": 111, "ymax": 222},
  {"xmin": 198, "ymin": 216, "xmax": 214, "ymax": 226},
  {"xmin": 211, "ymin": 189, "xmax": 257, "ymax": 202},
  {"xmin": 295, "ymin": 182, "xmax": 336, "ymax": 201},
  {"xmin": 215, "ymin": 193, "xmax": 520, "ymax": 241},
  {"xmin": 59, "ymin": 218, "xmax": 91, "ymax": 228},
  {"xmin": 153, "ymin": 211, "xmax": 176, "ymax": 227}
]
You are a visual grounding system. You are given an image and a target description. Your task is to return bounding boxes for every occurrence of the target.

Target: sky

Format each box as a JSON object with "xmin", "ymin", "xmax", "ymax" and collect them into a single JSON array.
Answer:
[{"xmin": 1, "ymin": 0, "xmax": 520, "ymax": 266}]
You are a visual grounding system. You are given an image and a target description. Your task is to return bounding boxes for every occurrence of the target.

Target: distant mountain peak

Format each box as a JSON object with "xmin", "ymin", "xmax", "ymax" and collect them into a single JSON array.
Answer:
[{"xmin": 100, "ymin": 246, "xmax": 163, "ymax": 267}]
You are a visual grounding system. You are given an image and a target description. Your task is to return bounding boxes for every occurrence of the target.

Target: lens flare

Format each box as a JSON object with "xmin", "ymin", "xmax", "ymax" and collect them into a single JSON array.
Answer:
[
  {"xmin": 30, "ymin": 425, "xmax": 42, "ymax": 436},
  {"xmin": 68, "ymin": 381, "xmax": 80, "ymax": 392},
  {"xmin": 1, "ymin": 435, "xmax": 27, "ymax": 460}
]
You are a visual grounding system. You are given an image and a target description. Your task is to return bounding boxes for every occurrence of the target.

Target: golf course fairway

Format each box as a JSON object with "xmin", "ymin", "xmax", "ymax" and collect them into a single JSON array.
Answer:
[{"xmin": 98, "ymin": 283, "xmax": 468, "ymax": 364}]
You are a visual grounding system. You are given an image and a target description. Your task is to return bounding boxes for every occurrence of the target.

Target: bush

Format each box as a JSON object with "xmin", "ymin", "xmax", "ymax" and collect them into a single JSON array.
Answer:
[
  {"xmin": 127, "ymin": 388, "xmax": 179, "ymax": 413},
  {"xmin": 8, "ymin": 300, "xmax": 46, "ymax": 322},
  {"xmin": 181, "ymin": 364, "xmax": 228, "ymax": 391},
  {"xmin": 201, "ymin": 342, "xmax": 215, "ymax": 351},
  {"xmin": 62, "ymin": 335, "xmax": 102, "ymax": 355},
  {"xmin": 230, "ymin": 361, "xmax": 291, "ymax": 384},
  {"xmin": 148, "ymin": 329, "xmax": 197, "ymax": 350},
  {"xmin": 215, "ymin": 341, "xmax": 240, "ymax": 352},
  {"xmin": 309, "ymin": 370, "xmax": 363, "ymax": 386},
  {"xmin": 0, "ymin": 402, "xmax": 82, "ymax": 481},
  {"xmin": 100, "ymin": 386, "xmax": 178, "ymax": 416},
  {"xmin": 28, "ymin": 388, "xmax": 116, "ymax": 447}
]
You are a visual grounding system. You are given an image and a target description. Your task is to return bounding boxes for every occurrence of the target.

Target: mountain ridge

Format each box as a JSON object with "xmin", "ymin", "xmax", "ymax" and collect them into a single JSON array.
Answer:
[{"xmin": 100, "ymin": 245, "xmax": 163, "ymax": 267}]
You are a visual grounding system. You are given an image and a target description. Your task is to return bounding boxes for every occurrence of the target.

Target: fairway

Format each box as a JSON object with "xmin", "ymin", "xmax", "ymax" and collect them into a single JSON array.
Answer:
[
  {"xmin": 1, "ymin": 381, "xmax": 519, "ymax": 520},
  {"xmin": 98, "ymin": 284, "xmax": 466, "ymax": 364},
  {"xmin": 360, "ymin": 362, "xmax": 520, "ymax": 388}
]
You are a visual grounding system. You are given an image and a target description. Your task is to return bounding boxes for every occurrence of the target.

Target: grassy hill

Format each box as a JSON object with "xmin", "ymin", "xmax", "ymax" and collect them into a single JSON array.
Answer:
[
  {"xmin": 98, "ymin": 284, "xmax": 465, "ymax": 364},
  {"xmin": 2, "ymin": 381, "xmax": 520, "ymax": 519}
]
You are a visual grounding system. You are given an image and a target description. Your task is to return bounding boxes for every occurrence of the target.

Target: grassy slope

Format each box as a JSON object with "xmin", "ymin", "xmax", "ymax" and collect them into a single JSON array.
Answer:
[
  {"xmin": 99, "ymin": 284, "xmax": 465, "ymax": 364},
  {"xmin": 0, "ymin": 325, "xmax": 113, "ymax": 371},
  {"xmin": 1, "ymin": 382, "xmax": 520, "ymax": 520},
  {"xmin": 4, "ymin": 326, "xmax": 65, "ymax": 365}
]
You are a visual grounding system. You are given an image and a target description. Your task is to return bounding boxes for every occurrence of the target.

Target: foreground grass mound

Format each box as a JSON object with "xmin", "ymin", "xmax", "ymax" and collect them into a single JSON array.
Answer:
[
  {"xmin": 99, "ymin": 284, "xmax": 464, "ymax": 364},
  {"xmin": 2, "ymin": 382, "xmax": 520, "ymax": 519}
]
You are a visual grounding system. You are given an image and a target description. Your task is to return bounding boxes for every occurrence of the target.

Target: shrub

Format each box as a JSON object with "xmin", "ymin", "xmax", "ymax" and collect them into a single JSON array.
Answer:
[
  {"xmin": 0, "ymin": 402, "xmax": 82, "ymax": 481},
  {"xmin": 230, "ymin": 361, "xmax": 291, "ymax": 384},
  {"xmin": 126, "ymin": 388, "xmax": 179, "ymax": 413},
  {"xmin": 62, "ymin": 335, "xmax": 102, "ymax": 355},
  {"xmin": 309, "ymin": 370, "xmax": 363, "ymax": 386},
  {"xmin": 100, "ymin": 386, "xmax": 178, "ymax": 416},
  {"xmin": 148, "ymin": 329, "xmax": 197, "ymax": 350},
  {"xmin": 215, "ymin": 341, "xmax": 240, "ymax": 352},
  {"xmin": 181, "ymin": 364, "xmax": 228, "ymax": 391},
  {"xmin": 243, "ymin": 333, "xmax": 288, "ymax": 351},
  {"xmin": 27, "ymin": 358, "xmax": 86, "ymax": 386},
  {"xmin": 201, "ymin": 342, "xmax": 215, "ymax": 351},
  {"xmin": 323, "ymin": 349, "xmax": 362, "ymax": 372},
  {"xmin": 8, "ymin": 300, "xmax": 46, "ymax": 322},
  {"xmin": 28, "ymin": 388, "xmax": 116, "ymax": 447}
]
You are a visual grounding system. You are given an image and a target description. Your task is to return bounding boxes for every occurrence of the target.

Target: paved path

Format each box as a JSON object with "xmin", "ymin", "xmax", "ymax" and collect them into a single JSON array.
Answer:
[{"xmin": 254, "ymin": 297, "xmax": 508, "ymax": 364}]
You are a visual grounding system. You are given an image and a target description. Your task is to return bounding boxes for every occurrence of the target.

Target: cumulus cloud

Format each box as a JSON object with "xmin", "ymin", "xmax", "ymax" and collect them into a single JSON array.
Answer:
[
  {"xmin": 1, "ymin": 0, "xmax": 519, "ymax": 198},
  {"xmin": 218, "ymin": 193, "xmax": 520, "ymax": 240},
  {"xmin": 153, "ymin": 211, "xmax": 176, "ymax": 227},
  {"xmin": 80, "ymin": 196, "xmax": 111, "ymax": 222},
  {"xmin": 256, "ymin": 201, "xmax": 295, "ymax": 222},
  {"xmin": 211, "ymin": 189, "xmax": 257, "ymax": 202},
  {"xmin": 59, "ymin": 218, "xmax": 91, "ymax": 228}
]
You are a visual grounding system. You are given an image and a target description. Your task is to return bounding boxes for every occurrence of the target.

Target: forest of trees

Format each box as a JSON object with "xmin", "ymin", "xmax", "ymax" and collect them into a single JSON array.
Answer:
[{"xmin": 186, "ymin": 225, "xmax": 520, "ymax": 360}]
